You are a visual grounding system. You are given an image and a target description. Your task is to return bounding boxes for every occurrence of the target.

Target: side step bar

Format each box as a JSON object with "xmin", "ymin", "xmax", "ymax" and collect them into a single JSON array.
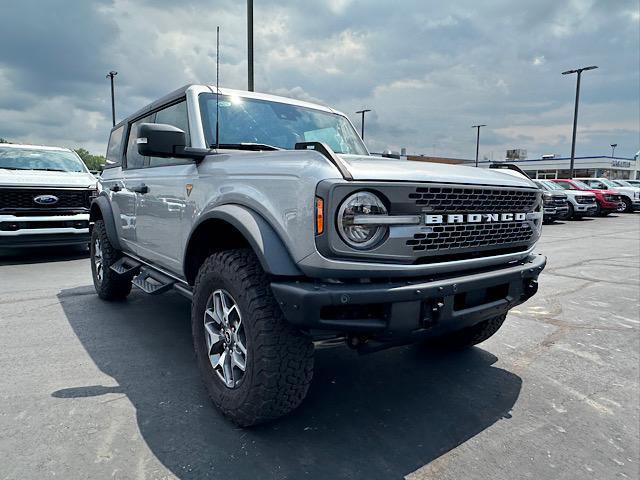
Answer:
[
  {"xmin": 111, "ymin": 254, "xmax": 193, "ymax": 299},
  {"xmin": 110, "ymin": 257, "xmax": 142, "ymax": 276},
  {"xmin": 132, "ymin": 267, "xmax": 175, "ymax": 295}
]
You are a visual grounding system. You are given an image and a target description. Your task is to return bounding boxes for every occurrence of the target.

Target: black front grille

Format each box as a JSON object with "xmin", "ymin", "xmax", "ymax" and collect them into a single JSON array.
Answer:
[
  {"xmin": 576, "ymin": 196, "xmax": 596, "ymax": 204},
  {"xmin": 0, "ymin": 188, "xmax": 91, "ymax": 211},
  {"xmin": 552, "ymin": 197, "xmax": 567, "ymax": 206},
  {"xmin": 408, "ymin": 186, "xmax": 537, "ymax": 213},
  {"xmin": 406, "ymin": 222, "xmax": 534, "ymax": 253}
]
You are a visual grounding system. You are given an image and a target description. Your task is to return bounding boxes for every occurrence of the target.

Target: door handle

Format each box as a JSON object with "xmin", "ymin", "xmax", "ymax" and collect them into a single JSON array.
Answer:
[
  {"xmin": 110, "ymin": 184, "xmax": 121, "ymax": 192},
  {"xmin": 131, "ymin": 184, "xmax": 149, "ymax": 194}
]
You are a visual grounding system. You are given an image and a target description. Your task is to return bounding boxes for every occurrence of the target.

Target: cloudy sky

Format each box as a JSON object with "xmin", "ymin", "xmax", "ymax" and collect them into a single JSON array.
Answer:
[{"xmin": 0, "ymin": 0, "xmax": 638, "ymax": 160}]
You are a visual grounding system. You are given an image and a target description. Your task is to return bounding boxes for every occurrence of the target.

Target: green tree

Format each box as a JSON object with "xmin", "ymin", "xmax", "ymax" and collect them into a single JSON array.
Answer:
[{"xmin": 74, "ymin": 148, "xmax": 106, "ymax": 171}]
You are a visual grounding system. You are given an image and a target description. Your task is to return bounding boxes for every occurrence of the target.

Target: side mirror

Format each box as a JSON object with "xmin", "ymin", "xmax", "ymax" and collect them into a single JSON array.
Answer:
[{"xmin": 137, "ymin": 123, "xmax": 209, "ymax": 161}]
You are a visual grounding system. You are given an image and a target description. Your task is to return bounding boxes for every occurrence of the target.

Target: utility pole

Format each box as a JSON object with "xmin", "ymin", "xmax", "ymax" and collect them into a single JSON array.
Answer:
[
  {"xmin": 355, "ymin": 109, "xmax": 371, "ymax": 139},
  {"xmin": 106, "ymin": 71, "xmax": 117, "ymax": 127},
  {"xmin": 472, "ymin": 124, "xmax": 486, "ymax": 167},
  {"xmin": 562, "ymin": 65, "xmax": 598, "ymax": 178},
  {"xmin": 610, "ymin": 143, "xmax": 617, "ymax": 157},
  {"xmin": 247, "ymin": 0, "xmax": 254, "ymax": 91}
]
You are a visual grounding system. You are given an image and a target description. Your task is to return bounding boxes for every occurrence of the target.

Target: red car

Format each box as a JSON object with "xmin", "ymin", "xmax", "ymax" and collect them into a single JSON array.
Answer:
[{"xmin": 550, "ymin": 179, "xmax": 623, "ymax": 216}]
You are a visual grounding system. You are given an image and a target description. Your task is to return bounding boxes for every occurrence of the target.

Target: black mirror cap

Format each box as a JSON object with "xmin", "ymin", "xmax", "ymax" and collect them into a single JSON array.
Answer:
[{"xmin": 137, "ymin": 123, "xmax": 187, "ymax": 158}]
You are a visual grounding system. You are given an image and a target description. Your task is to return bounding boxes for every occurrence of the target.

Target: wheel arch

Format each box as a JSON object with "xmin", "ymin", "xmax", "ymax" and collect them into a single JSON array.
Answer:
[
  {"xmin": 89, "ymin": 195, "xmax": 122, "ymax": 250},
  {"xmin": 183, "ymin": 204, "xmax": 302, "ymax": 285}
]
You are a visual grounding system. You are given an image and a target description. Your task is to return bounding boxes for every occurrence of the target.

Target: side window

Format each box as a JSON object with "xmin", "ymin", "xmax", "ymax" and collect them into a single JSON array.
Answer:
[
  {"xmin": 149, "ymin": 101, "xmax": 191, "ymax": 167},
  {"xmin": 105, "ymin": 125, "xmax": 124, "ymax": 168},
  {"xmin": 125, "ymin": 114, "xmax": 153, "ymax": 169}
]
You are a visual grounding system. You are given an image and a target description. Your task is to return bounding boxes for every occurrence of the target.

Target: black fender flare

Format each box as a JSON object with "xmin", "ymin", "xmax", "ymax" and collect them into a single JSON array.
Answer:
[
  {"xmin": 186, "ymin": 204, "xmax": 302, "ymax": 277},
  {"xmin": 89, "ymin": 195, "xmax": 122, "ymax": 251}
]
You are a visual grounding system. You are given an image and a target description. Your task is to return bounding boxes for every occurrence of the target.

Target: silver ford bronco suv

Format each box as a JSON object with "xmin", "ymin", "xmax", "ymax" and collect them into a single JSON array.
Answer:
[{"xmin": 90, "ymin": 84, "xmax": 546, "ymax": 426}]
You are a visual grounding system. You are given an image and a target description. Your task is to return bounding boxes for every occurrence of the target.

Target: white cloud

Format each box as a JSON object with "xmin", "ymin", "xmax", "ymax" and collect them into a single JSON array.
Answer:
[{"xmin": 532, "ymin": 56, "xmax": 546, "ymax": 66}]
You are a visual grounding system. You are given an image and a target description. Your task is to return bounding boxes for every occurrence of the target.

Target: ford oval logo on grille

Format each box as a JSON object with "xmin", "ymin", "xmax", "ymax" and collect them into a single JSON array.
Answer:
[{"xmin": 33, "ymin": 194, "xmax": 59, "ymax": 205}]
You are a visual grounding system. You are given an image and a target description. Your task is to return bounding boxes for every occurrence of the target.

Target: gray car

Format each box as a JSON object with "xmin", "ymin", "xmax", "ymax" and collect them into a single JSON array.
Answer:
[{"xmin": 90, "ymin": 84, "xmax": 546, "ymax": 426}]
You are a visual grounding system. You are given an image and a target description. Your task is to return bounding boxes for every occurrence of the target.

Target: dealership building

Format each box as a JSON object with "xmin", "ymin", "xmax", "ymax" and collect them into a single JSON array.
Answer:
[{"xmin": 477, "ymin": 155, "xmax": 639, "ymax": 180}]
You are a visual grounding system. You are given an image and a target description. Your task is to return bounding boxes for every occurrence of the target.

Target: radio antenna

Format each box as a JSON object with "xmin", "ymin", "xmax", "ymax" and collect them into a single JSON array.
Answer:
[{"xmin": 215, "ymin": 25, "xmax": 220, "ymax": 150}]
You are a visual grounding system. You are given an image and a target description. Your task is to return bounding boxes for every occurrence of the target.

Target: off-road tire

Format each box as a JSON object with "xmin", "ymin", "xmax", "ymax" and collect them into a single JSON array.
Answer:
[
  {"xmin": 192, "ymin": 249, "xmax": 314, "ymax": 427},
  {"xmin": 90, "ymin": 220, "xmax": 132, "ymax": 301},
  {"xmin": 426, "ymin": 314, "xmax": 507, "ymax": 350}
]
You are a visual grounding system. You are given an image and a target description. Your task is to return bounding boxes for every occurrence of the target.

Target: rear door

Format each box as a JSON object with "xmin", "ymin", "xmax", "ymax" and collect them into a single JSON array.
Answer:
[
  {"xmin": 132, "ymin": 100, "xmax": 197, "ymax": 274},
  {"xmin": 117, "ymin": 114, "xmax": 154, "ymax": 254},
  {"xmin": 100, "ymin": 124, "xmax": 136, "ymax": 249}
]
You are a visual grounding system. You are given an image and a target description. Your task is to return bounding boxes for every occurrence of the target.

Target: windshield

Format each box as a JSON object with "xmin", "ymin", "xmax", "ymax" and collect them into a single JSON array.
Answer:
[
  {"xmin": 540, "ymin": 180, "xmax": 563, "ymax": 191},
  {"xmin": 199, "ymin": 94, "xmax": 368, "ymax": 155},
  {"xmin": 614, "ymin": 180, "xmax": 631, "ymax": 187},
  {"xmin": 596, "ymin": 178, "xmax": 618, "ymax": 188},
  {"xmin": 0, "ymin": 147, "xmax": 87, "ymax": 172},
  {"xmin": 572, "ymin": 180, "xmax": 593, "ymax": 190}
]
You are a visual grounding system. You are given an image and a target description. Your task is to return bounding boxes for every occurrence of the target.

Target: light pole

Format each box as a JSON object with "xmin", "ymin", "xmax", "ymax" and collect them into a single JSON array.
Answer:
[
  {"xmin": 610, "ymin": 143, "xmax": 617, "ymax": 157},
  {"xmin": 247, "ymin": 0, "xmax": 254, "ymax": 91},
  {"xmin": 472, "ymin": 124, "xmax": 486, "ymax": 167},
  {"xmin": 106, "ymin": 71, "xmax": 117, "ymax": 127},
  {"xmin": 562, "ymin": 65, "xmax": 598, "ymax": 178},
  {"xmin": 355, "ymin": 109, "xmax": 371, "ymax": 139}
]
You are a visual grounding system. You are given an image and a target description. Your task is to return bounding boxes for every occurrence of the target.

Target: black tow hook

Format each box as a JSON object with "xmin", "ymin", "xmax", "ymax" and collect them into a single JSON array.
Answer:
[{"xmin": 524, "ymin": 278, "xmax": 539, "ymax": 298}]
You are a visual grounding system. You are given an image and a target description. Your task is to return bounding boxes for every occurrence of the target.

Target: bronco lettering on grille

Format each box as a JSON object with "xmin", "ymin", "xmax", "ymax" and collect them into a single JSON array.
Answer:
[{"xmin": 424, "ymin": 213, "xmax": 527, "ymax": 224}]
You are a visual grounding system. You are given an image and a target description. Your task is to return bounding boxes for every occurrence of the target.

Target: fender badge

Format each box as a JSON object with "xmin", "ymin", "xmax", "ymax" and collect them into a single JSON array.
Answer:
[{"xmin": 185, "ymin": 184, "xmax": 193, "ymax": 197}]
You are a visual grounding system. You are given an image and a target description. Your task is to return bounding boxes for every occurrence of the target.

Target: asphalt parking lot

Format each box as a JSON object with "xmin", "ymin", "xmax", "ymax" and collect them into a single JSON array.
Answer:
[{"xmin": 0, "ymin": 214, "xmax": 638, "ymax": 480}]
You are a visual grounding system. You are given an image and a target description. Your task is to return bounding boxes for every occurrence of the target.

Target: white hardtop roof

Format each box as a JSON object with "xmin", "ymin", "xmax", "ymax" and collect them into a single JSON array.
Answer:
[{"xmin": 0, "ymin": 143, "xmax": 73, "ymax": 152}]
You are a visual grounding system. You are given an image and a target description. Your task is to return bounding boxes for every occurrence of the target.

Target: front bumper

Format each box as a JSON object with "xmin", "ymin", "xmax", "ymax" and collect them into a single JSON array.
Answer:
[
  {"xmin": 272, "ymin": 254, "xmax": 546, "ymax": 341},
  {"xmin": 599, "ymin": 199, "xmax": 620, "ymax": 210},
  {"xmin": 0, "ymin": 213, "xmax": 89, "ymax": 248},
  {"xmin": 543, "ymin": 205, "xmax": 567, "ymax": 220},
  {"xmin": 632, "ymin": 200, "xmax": 640, "ymax": 211},
  {"xmin": 573, "ymin": 203, "xmax": 598, "ymax": 215}
]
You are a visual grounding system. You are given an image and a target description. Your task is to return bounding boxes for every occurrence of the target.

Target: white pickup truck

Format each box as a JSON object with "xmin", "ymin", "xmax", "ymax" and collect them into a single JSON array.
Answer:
[{"xmin": 0, "ymin": 143, "xmax": 97, "ymax": 248}]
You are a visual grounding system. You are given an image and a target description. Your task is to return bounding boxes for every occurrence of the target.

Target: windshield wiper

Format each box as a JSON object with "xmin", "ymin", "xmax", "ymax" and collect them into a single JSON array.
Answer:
[
  {"xmin": 211, "ymin": 143, "xmax": 282, "ymax": 151},
  {"xmin": 0, "ymin": 166, "xmax": 31, "ymax": 170}
]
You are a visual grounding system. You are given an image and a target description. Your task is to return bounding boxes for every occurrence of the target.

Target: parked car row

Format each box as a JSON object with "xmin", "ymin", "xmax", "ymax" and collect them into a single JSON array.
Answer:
[{"xmin": 532, "ymin": 177, "xmax": 639, "ymax": 223}]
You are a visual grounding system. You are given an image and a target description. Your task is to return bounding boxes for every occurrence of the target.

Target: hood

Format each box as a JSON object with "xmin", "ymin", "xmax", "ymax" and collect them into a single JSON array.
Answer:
[
  {"xmin": 612, "ymin": 186, "xmax": 639, "ymax": 197},
  {"xmin": 562, "ymin": 190, "xmax": 595, "ymax": 198},
  {"xmin": 338, "ymin": 155, "xmax": 536, "ymax": 188},
  {"xmin": 550, "ymin": 192, "xmax": 567, "ymax": 199},
  {"xmin": 0, "ymin": 169, "xmax": 97, "ymax": 188}
]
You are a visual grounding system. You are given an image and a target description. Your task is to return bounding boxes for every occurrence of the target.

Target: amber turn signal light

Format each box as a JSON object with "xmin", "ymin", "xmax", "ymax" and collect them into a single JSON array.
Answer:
[{"xmin": 315, "ymin": 197, "xmax": 324, "ymax": 235}]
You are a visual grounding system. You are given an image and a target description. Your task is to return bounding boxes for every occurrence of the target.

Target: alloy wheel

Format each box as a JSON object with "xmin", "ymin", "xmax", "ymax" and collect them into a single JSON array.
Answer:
[
  {"xmin": 203, "ymin": 289, "xmax": 247, "ymax": 388},
  {"xmin": 93, "ymin": 238, "xmax": 103, "ymax": 283}
]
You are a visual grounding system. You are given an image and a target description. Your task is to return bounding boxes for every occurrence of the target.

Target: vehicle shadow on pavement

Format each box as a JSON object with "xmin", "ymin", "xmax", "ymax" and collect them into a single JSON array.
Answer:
[
  {"xmin": 55, "ymin": 286, "xmax": 522, "ymax": 480},
  {"xmin": 0, "ymin": 246, "xmax": 88, "ymax": 266}
]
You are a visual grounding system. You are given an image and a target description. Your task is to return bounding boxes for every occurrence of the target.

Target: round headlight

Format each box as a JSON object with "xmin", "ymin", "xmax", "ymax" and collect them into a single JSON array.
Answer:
[{"xmin": 337, "ymin": 191, "xmax": 388, "ymax": 249}]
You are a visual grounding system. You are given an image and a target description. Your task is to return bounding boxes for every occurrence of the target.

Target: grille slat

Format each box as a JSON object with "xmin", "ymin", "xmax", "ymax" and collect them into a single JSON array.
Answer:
[
  {"xmin": 406, "ymin": 222, "xmax": 534, "ymax": 252},
  {"xmin": 411, "ymin": 186, "xmax": 537, "ymax": 213},
  {"xmin": 0, "ymin": 188, "xmax": 91, "ymax": 210}
]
